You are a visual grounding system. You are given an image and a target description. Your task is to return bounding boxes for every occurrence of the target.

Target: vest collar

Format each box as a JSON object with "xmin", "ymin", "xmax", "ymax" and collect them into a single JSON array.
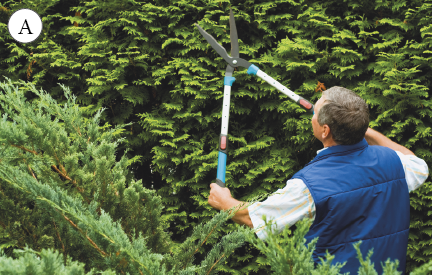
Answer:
[{"xmin": 310, "ymin": 138, "xmax": 368, "ymax": 164}]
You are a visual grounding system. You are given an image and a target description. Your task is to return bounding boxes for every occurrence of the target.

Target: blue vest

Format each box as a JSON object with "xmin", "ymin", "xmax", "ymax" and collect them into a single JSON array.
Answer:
[{"xmin": 292, "ymin": 139, "xmax": 410, "ymax": 274}]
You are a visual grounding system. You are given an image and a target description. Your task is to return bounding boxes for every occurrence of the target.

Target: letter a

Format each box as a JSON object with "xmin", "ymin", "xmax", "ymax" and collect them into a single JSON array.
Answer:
[{"xmin": 18, "ymin": 19, "xmax": 33, "ymax": 34}]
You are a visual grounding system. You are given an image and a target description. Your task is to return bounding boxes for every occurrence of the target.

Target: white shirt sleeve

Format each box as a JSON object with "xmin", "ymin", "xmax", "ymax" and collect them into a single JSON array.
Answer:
[
  {"xmin": 394, "ymin": 151, "xmax": 429, "ymax": 192},
  {"xmin": 248, "ymin": 178, "xmax": 315, "ymax": 240}
]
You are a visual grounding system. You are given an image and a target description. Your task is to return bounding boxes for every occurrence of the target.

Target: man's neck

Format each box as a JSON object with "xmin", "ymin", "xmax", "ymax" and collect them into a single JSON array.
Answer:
[{"xmin": 322, "ymin": 139, "xmax": 339, "ymax": 148}]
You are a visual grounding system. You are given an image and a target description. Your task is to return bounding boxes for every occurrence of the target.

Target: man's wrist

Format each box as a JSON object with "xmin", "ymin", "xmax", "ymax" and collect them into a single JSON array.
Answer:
[
  {"xmin": 365, "ymin": 127, "xmax": 379, "ymax": 145},
  {"xmin": 222, "ymin": 197, "xmax": 242, "ymax": 211}
]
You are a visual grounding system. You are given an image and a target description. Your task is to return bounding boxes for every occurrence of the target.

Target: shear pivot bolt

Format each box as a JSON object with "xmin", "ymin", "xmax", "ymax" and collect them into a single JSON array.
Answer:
[{"xmin": 232, "ymin": 60, "xmax": 237, "ymax": 64}]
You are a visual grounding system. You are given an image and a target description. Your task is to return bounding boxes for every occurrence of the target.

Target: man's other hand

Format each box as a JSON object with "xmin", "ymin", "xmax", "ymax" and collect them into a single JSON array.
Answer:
[{"xmin": 208, "ymin": 183, "xmax": 232, "ymax": 210}]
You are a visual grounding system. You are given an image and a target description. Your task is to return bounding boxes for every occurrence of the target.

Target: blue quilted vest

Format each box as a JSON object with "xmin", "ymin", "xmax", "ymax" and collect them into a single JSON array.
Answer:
[{"xmin": 292, "ymin": 139, "xmax": 410, "ymax": 274}]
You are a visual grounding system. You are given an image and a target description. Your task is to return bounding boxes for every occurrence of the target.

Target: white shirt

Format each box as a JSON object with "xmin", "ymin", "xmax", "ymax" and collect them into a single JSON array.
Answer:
[{"xmin": 248, "ymin": 149, "xmax": 429, "ymax": 239}]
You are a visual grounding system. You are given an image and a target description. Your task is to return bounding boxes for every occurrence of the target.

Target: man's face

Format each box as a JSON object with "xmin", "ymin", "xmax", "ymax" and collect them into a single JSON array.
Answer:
[{"xmin": 312, "ymin": 96, "xmax": 326, "ymax": 141}]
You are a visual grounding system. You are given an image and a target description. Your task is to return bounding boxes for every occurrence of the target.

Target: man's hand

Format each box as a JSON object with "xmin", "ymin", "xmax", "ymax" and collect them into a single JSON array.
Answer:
[
  {"xmin": 208, "ymin": 183, "xmax": 232, "ymax": 210},
  {"xmin": 208, "ymin": 183, "xmax": 254, "ymax": 228}
]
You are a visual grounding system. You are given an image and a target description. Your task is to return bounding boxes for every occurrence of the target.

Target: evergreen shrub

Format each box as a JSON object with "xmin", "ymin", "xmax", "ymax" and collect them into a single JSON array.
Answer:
[{"xmin": 0, "ymin": 79, "xmax": 245, "ymax": 274}]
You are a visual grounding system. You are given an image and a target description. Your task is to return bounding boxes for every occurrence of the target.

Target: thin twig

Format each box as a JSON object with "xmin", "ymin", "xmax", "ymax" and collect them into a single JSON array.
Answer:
[
  {"xmin": 10, "ymin": 144, "xmax": 38, "ymax": 155},
  {"xmin": 10, "ymin": 143, "xmax": 87, "ymax": 196},
  {"xmin": 76, "ymin": 126, "xmax": 82, "ymax": 136},
  {"xmin": 28, "ymin": 164, "xmax": 36, "ymax": 179},
  {"xmin": 24, "ymin": 226, "xmax": 36, "ymax": 242},
  {"xmin": 206, "ymin": 253, "xmax": 225, "ymax": 275},
  {"xmin": 53, "ymin": 219, "xmax": 65, "ymax": 253},
  {"xmin": 51, "ymin": 165, "xmax": 85, "ymax": 193},
  {"xmin": 22, "ymin": 157, "xmax": 37, "ymax": 181},
  {"xmin": 183, "ymin": 223, "xmax": 220, "ymax": 269},
  {"xmin": 59, "ymin": 210, "xmax": 107, "ymax": 257}
]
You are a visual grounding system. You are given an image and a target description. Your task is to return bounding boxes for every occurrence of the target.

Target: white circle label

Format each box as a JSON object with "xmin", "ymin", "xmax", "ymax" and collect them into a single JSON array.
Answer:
[{"xmin": 8, "ymin": 9, "xmax": 43, "ymax": 43}]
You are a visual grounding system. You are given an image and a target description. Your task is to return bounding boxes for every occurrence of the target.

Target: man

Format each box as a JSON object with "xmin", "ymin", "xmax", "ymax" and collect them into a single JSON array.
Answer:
[{"xmin": 208, "ymin": 86, "xmax": 429, "ymax": 274}]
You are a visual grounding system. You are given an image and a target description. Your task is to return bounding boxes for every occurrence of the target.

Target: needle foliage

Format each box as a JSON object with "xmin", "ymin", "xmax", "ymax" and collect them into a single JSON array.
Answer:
[{"xmin": 0, "ymin": 79, "xmax": 246, "ymax": 274}]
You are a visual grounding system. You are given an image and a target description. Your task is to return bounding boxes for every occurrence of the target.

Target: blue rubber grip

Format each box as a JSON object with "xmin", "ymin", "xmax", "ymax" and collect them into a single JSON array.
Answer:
[
  {"xmin": 224, "ymin": 76, "xmax": 236, "ymax": 86},
  {"xmin": 247, "ymin": 64, "xmax": 259, "ymax": 75},
  {"xmin": 216, "ymin": 151, "xmax": 227, "ymax": 184}
]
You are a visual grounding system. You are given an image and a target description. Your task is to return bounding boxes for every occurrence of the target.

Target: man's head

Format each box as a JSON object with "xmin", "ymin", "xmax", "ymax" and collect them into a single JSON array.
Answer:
[{"xmin": 312, "ymin": 86, "xmax": 369, "ymax": 146}]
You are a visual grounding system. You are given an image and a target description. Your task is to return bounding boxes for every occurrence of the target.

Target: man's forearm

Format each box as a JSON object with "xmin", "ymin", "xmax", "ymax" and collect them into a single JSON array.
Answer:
[
  {"xmin": 222, "ymin": 197, "xmax": 253, "ymax": 228},
  {"xmin": 208, "ymin": 183, "xmax": 254, "ymax": 228},
  {"xmin": 365, "ymin": 128, "xmax": 415, "ymax": 156}
]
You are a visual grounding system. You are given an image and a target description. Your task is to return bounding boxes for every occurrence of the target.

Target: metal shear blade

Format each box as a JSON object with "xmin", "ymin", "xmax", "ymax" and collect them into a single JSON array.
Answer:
[
  {"xmin": 195, "ymin": 9, "xmax": 251, "ymax": 72},
  {"xmin": 229, "ymin": 9, "xmax": 239, "ymax": 59}
]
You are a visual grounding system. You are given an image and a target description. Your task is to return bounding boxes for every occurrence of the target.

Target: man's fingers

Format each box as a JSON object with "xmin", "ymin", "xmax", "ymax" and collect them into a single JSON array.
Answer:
[{"xmin": 210, "ymin": 182, "xmax": 220, "ymax": 189}]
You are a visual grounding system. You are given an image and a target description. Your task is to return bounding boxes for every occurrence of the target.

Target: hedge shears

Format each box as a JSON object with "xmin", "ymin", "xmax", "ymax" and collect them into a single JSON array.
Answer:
[{"xmin": 195, "ymin": 9, "xmax": 314, "ymax": 188}]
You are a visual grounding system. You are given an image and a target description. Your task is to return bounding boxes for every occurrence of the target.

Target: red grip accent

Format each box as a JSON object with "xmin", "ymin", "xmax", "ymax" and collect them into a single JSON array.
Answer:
[
  {"xmin": 299, "ymin": 99, "xmax": 312, "ymax": 109},
  {"xmin": 220, "ymin": 136, "xmax": 227, "ymax": 150}
]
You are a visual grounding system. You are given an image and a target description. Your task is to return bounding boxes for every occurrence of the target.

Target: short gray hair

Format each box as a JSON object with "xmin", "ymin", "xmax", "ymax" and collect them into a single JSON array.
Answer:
[{"xmin": 318, "ymin": 87, "xmax": 369, "ymax": 145}]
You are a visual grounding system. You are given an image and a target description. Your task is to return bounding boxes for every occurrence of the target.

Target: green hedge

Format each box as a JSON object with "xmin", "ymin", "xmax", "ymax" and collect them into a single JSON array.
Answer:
[
  {"xmin": 0, "ymin": 79, "xmax": 248, "ymax": 274},
  {"xmin": 1, "ymin": 0, "xmax": 431, "ymax": 273}
]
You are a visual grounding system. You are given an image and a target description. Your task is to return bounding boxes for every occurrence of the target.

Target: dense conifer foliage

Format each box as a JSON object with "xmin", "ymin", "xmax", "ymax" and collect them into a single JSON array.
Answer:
[{"xmin": 0, "ymin": 79, "xmax": 247, "ymax": 274}]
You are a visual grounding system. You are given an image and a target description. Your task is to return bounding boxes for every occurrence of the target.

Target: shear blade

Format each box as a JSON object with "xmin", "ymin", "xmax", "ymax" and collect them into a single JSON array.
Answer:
[
  {"xmin": 229, "ymin": 8, "xmax": 239, "ymax": 59},
  {"xmin": 195, "ymin": 23, "xmax": 232, "ymax": 64},
  {"xmin": 195, "ymin": 11, "xmax": 252, "ymax": 69}
]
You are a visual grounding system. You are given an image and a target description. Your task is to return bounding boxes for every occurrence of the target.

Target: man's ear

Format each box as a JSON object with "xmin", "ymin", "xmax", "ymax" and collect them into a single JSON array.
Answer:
[{"xmin": 322, "ymin": 124, "xmax": 332, "ymax": 140}]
